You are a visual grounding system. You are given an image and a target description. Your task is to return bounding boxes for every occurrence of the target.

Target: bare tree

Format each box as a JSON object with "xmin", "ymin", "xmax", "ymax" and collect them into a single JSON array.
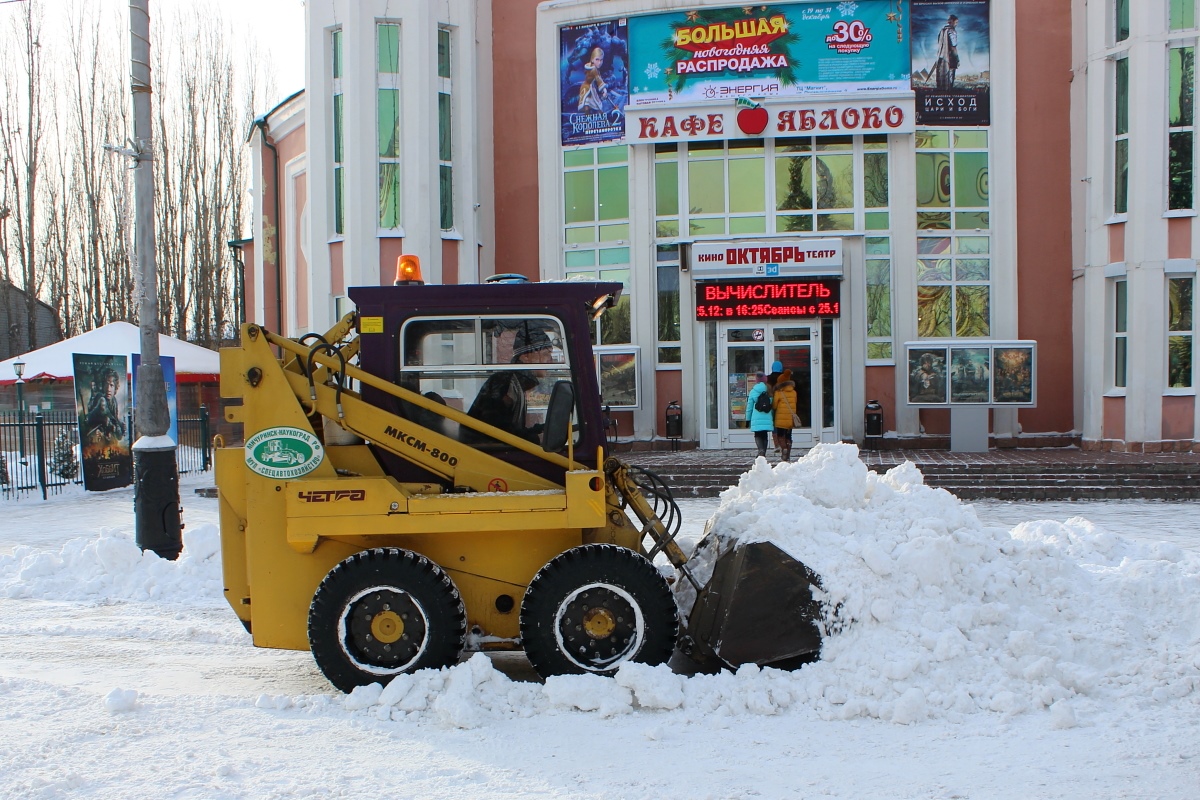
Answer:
[
  {"xmin": 64, "ymin": 0, "xmax": 132, "ymax": 332},
  {"xmin": 0, "ymin": 1, "xmax": 53, "ymax": 350},
  {"xmin": 0, "ymin": 0, "xmax": 269, "ymax": 348}
]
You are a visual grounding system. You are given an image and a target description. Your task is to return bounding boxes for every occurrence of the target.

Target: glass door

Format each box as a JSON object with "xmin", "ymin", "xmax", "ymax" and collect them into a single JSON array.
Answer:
[
  {"xmin": 721, "ymin": 327, "xmax": 768, "ymax": 448},
  {"xmin": 772, "ymin": 326, "xmax": 820, "ymax": 448},
  {"xmin": 717, "ymin": 322, "xmax": 829, "ymax": 450}
]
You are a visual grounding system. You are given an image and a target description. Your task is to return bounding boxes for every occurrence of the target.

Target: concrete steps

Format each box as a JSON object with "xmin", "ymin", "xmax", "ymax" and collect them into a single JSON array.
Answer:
[{"xmin": 621, "ymin": 455, "xmax": 1200, "ymax": 501}]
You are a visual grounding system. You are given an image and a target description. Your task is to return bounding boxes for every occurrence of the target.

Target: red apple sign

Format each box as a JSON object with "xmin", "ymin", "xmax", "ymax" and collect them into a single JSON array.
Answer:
[{"xmin": 737, "ymin": 105, "xmax": 769, "ymax": 135}]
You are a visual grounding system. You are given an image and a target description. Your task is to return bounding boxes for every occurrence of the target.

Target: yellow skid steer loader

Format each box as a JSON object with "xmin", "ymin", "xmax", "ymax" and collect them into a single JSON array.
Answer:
[{"xmin": 216, "ymin": 262, "xmax": 824, "ymax": 691}]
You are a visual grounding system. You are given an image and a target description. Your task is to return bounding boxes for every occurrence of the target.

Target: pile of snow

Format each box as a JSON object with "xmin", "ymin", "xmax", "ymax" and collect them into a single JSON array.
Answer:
[
  {"xmin": 5, "ymin": 443, "xmax": 1198, "ymax": 730},
  {"xmin": 686, "ymin": 444, "xmax": 1200, "ymax": 723},
  {"xmin": 0, "ymin": 523, "xmax": 224, "ymax": 604}
]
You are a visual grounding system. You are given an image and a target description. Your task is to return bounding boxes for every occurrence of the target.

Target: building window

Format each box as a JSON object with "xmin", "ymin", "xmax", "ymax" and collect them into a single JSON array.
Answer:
[
  {"xmin": 1169, "ymin": 277, "xmax": 1194, "ymax": 387},
  {"xmin": 651, "ymin": 135, "xmax": 889, "ymax": 238},
  {"xmin": 1172, "ymin": 0, "xmax": 1196, "ymax": 30},
  {"xmin": 866, "ymin": 237, "xmax": 893, "ymax": 361},
  {"xmin": 1114, "ymin": 56, "xmax": 1130, "ymax": 215},
  {"xmin": 915, "ymin": 130, "xmax": 991, "ymax": 337},
  {"xmin": 377, "ymin": 23, "xmax": 402, "ymax": 230},
  {"xmin": 689, "ymin": 139, "xmax": 768, "ymax": 235},
  {"xmin": 775, "ymin": 136, "xmax": 858, "ymax": 233},
  {"xmin": 438, "ymin": 27, "xmax": 454, "ymax": 231},
  {"xmin": 563, "ymin": 145, "xmax": 629, "ymax": 244},
  {"xmin": 1115, "ymin": 0, "xmax": 1129, "ymax": 42},
  {"xmin": 656, "ymin": 245, "xmax": 681, "ymax": 364},
  {"xmin": 332, "ymin": 28, "xmax": 344, "ymax": 235},
  {"xmin": 565, "ymin": 255, "xmax": 631, "ymax": 346},
  {"xmin": 562, "ymin": 145, "xmax": 631, "ymax": 345},
  {"xmin": 1169, "ymin": 46, "xmax": 1195, "ymax": 210},
  {"xmin": 1114, "ymin": 279, "xmax": 1128, "ymax": 388},
  {"xmin": 654, "ymin": 144, "xmax": 679, "ymax": 238}
]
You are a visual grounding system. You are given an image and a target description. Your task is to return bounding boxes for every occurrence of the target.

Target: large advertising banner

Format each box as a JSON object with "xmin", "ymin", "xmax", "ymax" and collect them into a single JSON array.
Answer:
[
  {"xmin": 628, "ymin": 2, "xmax": 910, "ymax": 107},
  {"xmin": 910, "ymin": 0, "xmax": 990, "ymax": 125},
  {"xmin": 559, "ymin": 18, "xmax": 630, "ymax": 146},
  {"xmin": 132, "ymin": 354, "xmax": 179, "ymax": 444},
  {"xmin": 72, "ymin": 353, "xmax": 133, "ymax": 491}
]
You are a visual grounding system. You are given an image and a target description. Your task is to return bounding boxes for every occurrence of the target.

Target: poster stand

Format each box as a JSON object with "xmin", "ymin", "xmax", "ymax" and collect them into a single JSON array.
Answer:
[{"xmin": 949, "ymin": 406, "xmax": 989, "ymax": 452}]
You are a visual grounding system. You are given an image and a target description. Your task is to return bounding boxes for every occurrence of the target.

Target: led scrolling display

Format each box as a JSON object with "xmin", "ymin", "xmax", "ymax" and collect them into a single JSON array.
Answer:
[{"xmin": 695, "ymin": 278, "xmax": 842, "ymax": 320}]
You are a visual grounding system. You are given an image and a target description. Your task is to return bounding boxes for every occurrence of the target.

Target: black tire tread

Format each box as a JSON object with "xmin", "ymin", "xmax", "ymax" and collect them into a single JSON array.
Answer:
[
  {"xmin": 308, "ymin": 547, "xmax": 467, "ymax": 693},
  {"xmin": 520, "ymin": 544, "xmax": 678, "ymax": 678}
]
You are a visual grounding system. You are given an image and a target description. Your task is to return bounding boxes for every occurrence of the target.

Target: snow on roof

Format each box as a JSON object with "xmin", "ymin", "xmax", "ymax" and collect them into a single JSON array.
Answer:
[{"xmin": 0, "ymin": 321, "xmax": 219, "ymax": 383}]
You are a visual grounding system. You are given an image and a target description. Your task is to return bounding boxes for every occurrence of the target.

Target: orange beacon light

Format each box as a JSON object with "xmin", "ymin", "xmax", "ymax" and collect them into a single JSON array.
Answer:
[{"xmin": 394, "ymin": 254, "xmax": 424, "ymax": 285}]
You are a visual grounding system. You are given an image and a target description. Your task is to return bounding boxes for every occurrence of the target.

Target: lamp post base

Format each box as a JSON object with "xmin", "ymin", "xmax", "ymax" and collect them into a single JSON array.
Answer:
[{"xmin": 133, "ymin": 438, "xmax": 182, "ymax": 560}]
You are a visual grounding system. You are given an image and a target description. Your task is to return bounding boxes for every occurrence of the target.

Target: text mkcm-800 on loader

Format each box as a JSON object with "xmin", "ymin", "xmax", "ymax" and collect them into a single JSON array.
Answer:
[{"xmin": 216, "ymin": 258, "xmax": 825, "ymax": 692}]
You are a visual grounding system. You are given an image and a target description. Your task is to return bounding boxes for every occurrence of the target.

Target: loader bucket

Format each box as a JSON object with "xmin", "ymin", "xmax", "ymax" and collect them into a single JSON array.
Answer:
[{"xmin": 683, "ymin": 540, "xmax": 824, "ymax": 671}]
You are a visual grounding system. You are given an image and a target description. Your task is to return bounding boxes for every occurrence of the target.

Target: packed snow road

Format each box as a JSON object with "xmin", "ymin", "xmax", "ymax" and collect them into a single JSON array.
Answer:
[{"xmin": 0, "ymin": 448, "xmax": 1197, "ymax": 799}]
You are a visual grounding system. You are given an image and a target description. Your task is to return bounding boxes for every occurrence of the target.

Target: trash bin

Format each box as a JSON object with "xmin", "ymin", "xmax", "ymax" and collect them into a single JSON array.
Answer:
[
  {"xmin": 665, "ymin": 400, "xmax": 682, "ymax": 450},
  {"xmin": 864, "ymin": 400, "xmax": 884, "ymax": 450}
]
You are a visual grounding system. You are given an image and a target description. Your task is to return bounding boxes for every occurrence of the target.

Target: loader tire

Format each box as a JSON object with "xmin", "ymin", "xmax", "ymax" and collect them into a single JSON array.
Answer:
[
  {"xmin": 520, "ymin": 544, "xmax": 678, "ymax": 678},
  {"xmin": 308, "ymin": 548, "xmax": 467, "ymax": 693}
]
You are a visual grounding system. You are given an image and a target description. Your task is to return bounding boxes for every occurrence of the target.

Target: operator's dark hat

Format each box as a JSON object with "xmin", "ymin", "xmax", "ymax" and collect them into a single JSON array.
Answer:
[
  {"xmin": 511, "ymin": 324, "xmax": 554, "ymax": 360},
  {"xmin": 948, "ymin": 14, "xmax": 958, "ymax": 21}
]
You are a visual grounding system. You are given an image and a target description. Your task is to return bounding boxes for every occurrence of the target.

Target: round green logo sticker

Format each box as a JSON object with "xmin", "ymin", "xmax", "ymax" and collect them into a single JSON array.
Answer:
[{"xmin": 245, "ymin": 426, "xmax": 324, "ymax": 479}]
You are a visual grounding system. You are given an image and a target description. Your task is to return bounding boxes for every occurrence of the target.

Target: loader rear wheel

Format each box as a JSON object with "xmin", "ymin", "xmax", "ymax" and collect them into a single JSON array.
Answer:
[
  {"xmin": 308, "ymin": 548, "xmax": 466, "ymax": 693},
  {"xmin": 520, "ymin": 544, "xmax": 678, "ymax": 678}
]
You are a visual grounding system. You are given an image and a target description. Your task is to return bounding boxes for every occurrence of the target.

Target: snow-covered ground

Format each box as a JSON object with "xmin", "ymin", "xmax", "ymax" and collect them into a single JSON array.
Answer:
[{"xmin": 1, "ymin": 446, "xmax": 1198, "ymax": 800}]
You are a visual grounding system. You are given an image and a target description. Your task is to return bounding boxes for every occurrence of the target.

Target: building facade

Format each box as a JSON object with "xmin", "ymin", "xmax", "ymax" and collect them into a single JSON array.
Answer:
[
  {"xmin": 1073, "ymin": 0, "xmax": 1200, "ymax": 450},
  {"xmin": 243, "ymin": 0, "xmax": 1197, "ymax": 452}
]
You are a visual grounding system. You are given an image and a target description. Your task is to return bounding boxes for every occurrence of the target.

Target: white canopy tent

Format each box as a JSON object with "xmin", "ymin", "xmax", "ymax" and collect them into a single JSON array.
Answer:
[{"xmin": 0, "ymin": 322, "xmax": 219, "ymax": 385}]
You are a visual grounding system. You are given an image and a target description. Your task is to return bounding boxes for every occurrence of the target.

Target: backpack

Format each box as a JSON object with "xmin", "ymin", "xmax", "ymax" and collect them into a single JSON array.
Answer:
[{"xmin": 754, "ymin": 390, "xmax": 772, "ymax": 413}]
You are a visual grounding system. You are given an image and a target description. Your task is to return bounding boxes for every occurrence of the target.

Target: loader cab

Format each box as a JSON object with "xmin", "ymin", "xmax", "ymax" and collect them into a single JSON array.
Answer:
[{"xmin": 348, "ymin": 280, "xmax": 621, "ymax": 484}]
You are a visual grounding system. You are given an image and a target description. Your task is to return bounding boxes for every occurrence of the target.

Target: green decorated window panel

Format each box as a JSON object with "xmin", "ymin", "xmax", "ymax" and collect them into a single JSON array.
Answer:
[
  {"xmin": 1114, "ymin": 57, "xmax": 1130, "ymax": 215},
  {"xmin": 657, "ymin": 245, "xmax": 681, "ymax": 363},
  {"xmin": 1169, "ymin": 47, "xmax": 1195, "ymax": 211},
  {"xmin": 1114, "ymin": 279, "xmax": 1128, "ymax": 388},
  {"xmin": 865, "ymin": 237, "xmax": 893, "ymax": 361},
  {"xmin": 916, "ymin": 233, "xmax": 991, "ymax": 337},
  {"xmin": 377, "ymin": 23, "xmax": 399, "ymax": 73},
  {"xmin": 1169, "ymin": 277, "xmax": 1194, "ymax": 388},
  {"xmin": 915, "ymin": 130, "xmax": 991, "ymax": 338},
  {"xmin": 1172, "ymin": 0, "xmax": 1197, "ymax": 30},
  {"xmin": 649, "ymin": 136, "xmax": 890, "ymax": 242}
]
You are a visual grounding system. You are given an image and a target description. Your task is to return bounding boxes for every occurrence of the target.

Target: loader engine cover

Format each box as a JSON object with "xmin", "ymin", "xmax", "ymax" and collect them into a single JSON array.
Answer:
[{"xmin": 685, "ymin": 540, "xmax": 824, "ymax": 671}]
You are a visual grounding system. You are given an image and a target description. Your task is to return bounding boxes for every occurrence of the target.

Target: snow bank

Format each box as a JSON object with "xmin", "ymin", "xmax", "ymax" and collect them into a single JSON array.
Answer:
[
  {"xmin": 685, "ymin": 444, "xmax": 1200, "ymax": 723},
  {"xmin": 6, "ymin": 444, "xmax": 1199, "ymax": 729},
  {"xmin": 0, "ymin": 523, "xmax": 224, "ymax": 604}
]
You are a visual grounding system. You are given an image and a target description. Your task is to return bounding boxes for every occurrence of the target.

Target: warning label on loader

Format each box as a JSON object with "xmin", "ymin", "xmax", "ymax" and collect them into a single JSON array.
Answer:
[{"xmin": 245, "ymin": 426, "xmax": 324, "ymax": 479}]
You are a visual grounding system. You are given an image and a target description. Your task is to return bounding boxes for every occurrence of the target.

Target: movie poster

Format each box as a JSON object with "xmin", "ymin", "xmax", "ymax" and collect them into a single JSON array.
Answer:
[
  {"xmin": 910, "ymin": 0, "xmax": 990, "ymax": 125},
  {"xmin": 560, "ymin": 18, "xmax": 630, "ymax": 146},
  {"xmin": 992, "ymin": 346, "xmax": 1034, "ymax": 404},
  {"xmin": 72, "ymin": 353, "xmax": 133, "ymax": 491},
  {"xmin": 628, "ymin": 2, "xmax": 910, "ymax": 106},
  {"xmin": 907, "ymin": 346, "xmax": 948, "ymax": 404},
  {"xmin": 132, "ymin": 354, "xmax": 179, "ymax": 444},
  {"xmin": 950, "ymin": 346, "xmax": 990, "ymax": 403}
]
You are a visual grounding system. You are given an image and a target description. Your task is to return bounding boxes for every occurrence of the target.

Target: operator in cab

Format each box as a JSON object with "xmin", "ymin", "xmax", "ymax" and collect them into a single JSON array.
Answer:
[{"xmin": 466, "ymin": 324, "xmax": 556, "ymax": 444}]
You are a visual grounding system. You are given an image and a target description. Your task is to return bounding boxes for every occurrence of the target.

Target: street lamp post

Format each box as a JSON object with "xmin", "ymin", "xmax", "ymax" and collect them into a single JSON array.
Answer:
[
  {"xmin": 127, "ymin": 0, "xmax": 182, "ymax": 559},
  {"xmin": 13, "ymin": 360, "xmax": 25, "ymax": 459}
]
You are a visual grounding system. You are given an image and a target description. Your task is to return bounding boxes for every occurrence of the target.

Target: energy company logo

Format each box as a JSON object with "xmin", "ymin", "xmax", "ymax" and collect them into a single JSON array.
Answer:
[{"xmin": 245, "ymin": 426, "xmax": 324, "ymax": 479}]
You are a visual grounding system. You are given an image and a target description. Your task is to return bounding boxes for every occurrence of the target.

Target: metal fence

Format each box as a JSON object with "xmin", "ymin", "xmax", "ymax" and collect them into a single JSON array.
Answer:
[{"xmin": 0, "ymin": 407, "xmax": 211, "ymax": 500}]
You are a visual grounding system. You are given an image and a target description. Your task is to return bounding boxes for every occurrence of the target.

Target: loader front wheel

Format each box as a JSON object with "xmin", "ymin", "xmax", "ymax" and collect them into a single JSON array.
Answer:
[
  {"xmin": 520, "ymin": 544, "xmax": 678, "ymax": 678},
  {"xmin": 308, "ymin": 548, "xmax": 467, "ymax": 693}
]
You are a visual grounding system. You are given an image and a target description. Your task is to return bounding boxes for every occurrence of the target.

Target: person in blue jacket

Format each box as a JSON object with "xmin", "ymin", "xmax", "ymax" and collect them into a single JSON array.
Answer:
[{"xmin": 746, "ymin": 371, "xmax": 774, "ymax": 458}]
